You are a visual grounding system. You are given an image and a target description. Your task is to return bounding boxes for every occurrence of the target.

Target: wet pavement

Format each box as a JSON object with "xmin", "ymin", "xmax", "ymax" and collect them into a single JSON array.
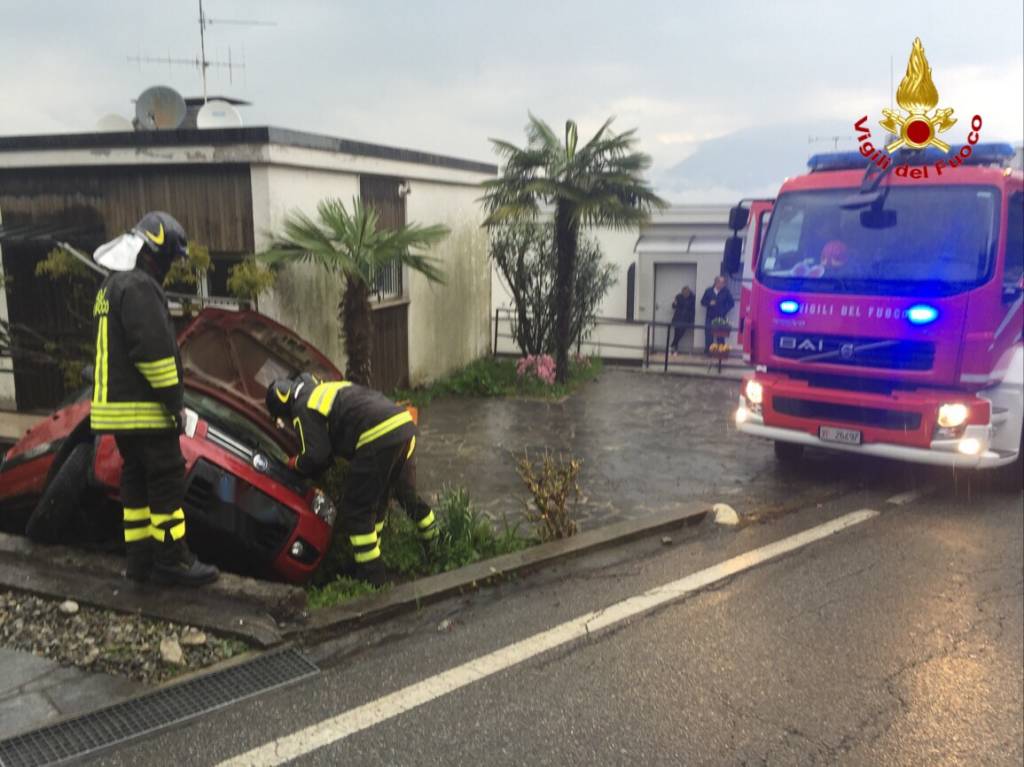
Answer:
[{"xmin": 415, "ymin": 368, "xmax": 931, "ymax": 530}]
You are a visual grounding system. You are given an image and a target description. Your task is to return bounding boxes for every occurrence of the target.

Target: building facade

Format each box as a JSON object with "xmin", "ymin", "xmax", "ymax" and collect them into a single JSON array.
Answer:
[{"xmin": 0, "ymin": 127, "xmax": 496, "ymax": 410}]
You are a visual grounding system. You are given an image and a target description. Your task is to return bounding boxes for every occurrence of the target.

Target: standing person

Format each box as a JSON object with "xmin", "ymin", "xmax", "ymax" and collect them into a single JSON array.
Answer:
[
  {"xmin": 670, "ymin": 285, "xmax": 696, "ymax": 354},
  {"xmin": 90, "ymin": 211, "xmax": 218, "ymax": 586},
  {"xmin": 700, "ymin": 275, "xmax": 735, "ymax": 354},
  {"xmin": 265, "ymin": 375, "xmax": 437, "ymax": 586}
]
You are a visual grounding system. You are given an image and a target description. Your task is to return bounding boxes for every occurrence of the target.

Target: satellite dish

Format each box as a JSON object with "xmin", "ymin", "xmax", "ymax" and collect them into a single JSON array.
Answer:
[
  {"xmin": 134, "ymin": 85, "xmax": 186, "ymax": 130},
  {"xmin": 196, "ymin": 99, "xmax": 243, "ymax": 129},
  {"xmin": 96, "ymin": 114, "xmax": 132, "ymax": 132}
]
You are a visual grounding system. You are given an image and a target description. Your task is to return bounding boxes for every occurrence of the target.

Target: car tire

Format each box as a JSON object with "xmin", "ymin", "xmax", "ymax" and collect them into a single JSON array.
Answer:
[
  {"xmin": 774, "ymin": 440, "xmax": 804, "ymax": 465},
  {"xmin": 25, "ymin": 443, "xmax": 93, "ymax": 544}
]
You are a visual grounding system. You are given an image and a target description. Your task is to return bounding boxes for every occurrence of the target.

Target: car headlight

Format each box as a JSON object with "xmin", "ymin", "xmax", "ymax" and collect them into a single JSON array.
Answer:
[
  {"xmin": 744, "ymin": 379, "xmax": 763, "ymax": 405},
  {"xmin": 312, "ymin": 490, "xmax": 337, "ymax": 527},
  {"xmin": 937, "ymin": 403, "xmax": 969, "ymax": 429}
]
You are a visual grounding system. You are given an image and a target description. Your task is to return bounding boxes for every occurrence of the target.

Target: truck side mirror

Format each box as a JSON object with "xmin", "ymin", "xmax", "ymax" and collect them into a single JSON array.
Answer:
[
  {"xmin": 722, "ymin": 236, "xmax": 743, "ymax": 275},
  {"xmin": 728, "ymin": 206, "xmax": 749, "ymax": 232}
]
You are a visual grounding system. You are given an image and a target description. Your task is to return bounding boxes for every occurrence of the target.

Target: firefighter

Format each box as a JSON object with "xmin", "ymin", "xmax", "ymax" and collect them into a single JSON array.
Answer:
[
  {"xmin": 265, "ymin": 375, "xmax": 437, "ymax": 585},
  {"xmin": 91, "ymin": 211, "xmax": 218, "ymax": 586}
]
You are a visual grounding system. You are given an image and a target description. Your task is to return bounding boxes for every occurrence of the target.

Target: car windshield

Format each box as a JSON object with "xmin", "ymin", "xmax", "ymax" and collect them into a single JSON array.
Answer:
[
  {"xmin": 183, "ymin": 389, "xmax": 289, "ymax": 464},
  {"xmin": 757, "ymin": 185, "xmax": 1000, "ymax": 296}
]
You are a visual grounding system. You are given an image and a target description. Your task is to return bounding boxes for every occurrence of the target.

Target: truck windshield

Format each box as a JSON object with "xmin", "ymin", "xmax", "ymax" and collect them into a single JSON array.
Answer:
[{"xmin": 757, "ymin": 186, "xmax": 1000, "ymax": 296}]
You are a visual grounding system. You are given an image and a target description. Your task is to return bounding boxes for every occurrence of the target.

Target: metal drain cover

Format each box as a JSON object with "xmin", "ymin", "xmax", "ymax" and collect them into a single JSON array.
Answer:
[{"xmin": 0, "ymin": 647, "xmax": 318, "ymax": 767}]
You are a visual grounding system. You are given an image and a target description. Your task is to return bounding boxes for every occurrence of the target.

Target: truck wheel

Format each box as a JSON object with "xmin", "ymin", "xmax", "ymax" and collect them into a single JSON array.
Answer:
[
  {"xmin": 25, "ymin": 443, "xmax": 93, "ymax": 544},
  {"xmin": 774, "ymin": 441, "xmax": 804, "ymax": 464}
]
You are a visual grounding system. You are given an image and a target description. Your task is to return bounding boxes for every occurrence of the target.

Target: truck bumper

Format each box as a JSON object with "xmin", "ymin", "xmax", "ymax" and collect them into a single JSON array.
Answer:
[{"xmin": 736, "ymin": 401, "xmax": 1017, "ymax": 469}]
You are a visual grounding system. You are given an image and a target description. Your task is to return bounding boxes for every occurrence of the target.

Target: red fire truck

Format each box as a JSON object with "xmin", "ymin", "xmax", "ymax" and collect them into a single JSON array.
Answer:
[{"xmin": 728, "ymin": 143, "xmax": 1023, "ymax": 472}]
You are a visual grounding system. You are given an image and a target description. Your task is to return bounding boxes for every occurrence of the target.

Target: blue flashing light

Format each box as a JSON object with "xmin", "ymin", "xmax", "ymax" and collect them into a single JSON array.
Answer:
[
  {"xmin": 778, "ymin": 299, "xmax": 800, "ymax": 315},
  {"xmin": 808, "ymin": 142, "xmax": 1016, "ymax": 172},
  {"xmin": 906, "ymin": 304, "xmax": 939, "ymax": 325}
]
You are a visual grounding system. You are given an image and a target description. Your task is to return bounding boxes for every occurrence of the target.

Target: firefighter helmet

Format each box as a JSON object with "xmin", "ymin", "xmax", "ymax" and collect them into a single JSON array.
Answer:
[
  {"xmin": 266, "ymin": 378, "xmax": 296, "ymax": 421},
  {"xmin": 132, "ymin": 211, "xmax": 189, "ymax": 263}
]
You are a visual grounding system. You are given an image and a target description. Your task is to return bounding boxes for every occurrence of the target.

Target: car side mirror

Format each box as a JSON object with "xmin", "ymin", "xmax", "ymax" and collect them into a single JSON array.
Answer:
[
  {"xmin": 722, "ymin": 236, "xmax": 743, "ymax": 275},
  {"xmin": 728, "ymin": 205, "xmax": 749, "ymax": 231},
  {"xmin": 81, "ymin": 364, "xmax": 95, "ymax": 385}
]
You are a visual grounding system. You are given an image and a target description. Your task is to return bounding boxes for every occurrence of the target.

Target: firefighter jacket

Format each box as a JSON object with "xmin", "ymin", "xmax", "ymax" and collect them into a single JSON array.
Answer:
[
  {"xmin": 90, "ymin": 269, "xmax": 184, "ymax": 433},
  {"xmin": 287, "ymin": 374, "xmax": 415, "ymax": 477}
]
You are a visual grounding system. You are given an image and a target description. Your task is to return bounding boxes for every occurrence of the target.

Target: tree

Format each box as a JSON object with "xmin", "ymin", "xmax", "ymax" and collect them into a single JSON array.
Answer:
[
  {"xmin": 482, "ymin": 115, "xmax": 665, "ymax": 382},
  {"xmin": 260, "ymin": 197, "xmax": 449, "ymax": 386},
  {"xmin": 490, "ymin": 222, "xmax": 616, "ymax": 356}
]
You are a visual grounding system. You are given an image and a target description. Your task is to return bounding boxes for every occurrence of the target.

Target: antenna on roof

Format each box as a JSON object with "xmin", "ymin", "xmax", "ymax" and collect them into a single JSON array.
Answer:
[{"xmin": 126, "ymin": 0, "xmax": 274, "ymax": 103}]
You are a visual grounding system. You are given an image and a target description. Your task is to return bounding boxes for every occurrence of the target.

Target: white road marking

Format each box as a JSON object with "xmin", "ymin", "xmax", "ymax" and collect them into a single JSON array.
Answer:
[
  {"xmin": 886, "ymin": 489, "xmax": 923, "ymax": 506},
  {"xmin": 219, "ymin": 509, "xmax": 879, "ymax": 767}
]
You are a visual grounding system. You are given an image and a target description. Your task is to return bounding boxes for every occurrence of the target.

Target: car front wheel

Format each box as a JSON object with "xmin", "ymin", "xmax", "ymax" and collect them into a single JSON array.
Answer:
[{"xmin": 25, "ymin": 443, "xmax": 93, "ymax": 544}]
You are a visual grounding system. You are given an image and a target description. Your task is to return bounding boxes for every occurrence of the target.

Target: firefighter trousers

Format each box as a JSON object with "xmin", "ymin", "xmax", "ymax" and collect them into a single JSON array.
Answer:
[
  {"xmin": 343, "ymin": 437, "xmax": 436, "ymax": 578},
  {"xmin": 114, "ymin": 431, "xmax": 188, "ymax": 548}
]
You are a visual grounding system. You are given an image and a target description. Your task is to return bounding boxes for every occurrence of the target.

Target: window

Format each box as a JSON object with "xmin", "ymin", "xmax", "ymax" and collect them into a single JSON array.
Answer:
[{"xmin": 1005, "ymin": 192, "xmax": 1024, "ymax": 288}]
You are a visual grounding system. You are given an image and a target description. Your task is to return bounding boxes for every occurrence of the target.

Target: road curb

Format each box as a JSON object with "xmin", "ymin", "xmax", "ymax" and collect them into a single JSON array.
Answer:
[{"xmin": 285, "ymin": 502, "xmax": 710, "ymax": 642}]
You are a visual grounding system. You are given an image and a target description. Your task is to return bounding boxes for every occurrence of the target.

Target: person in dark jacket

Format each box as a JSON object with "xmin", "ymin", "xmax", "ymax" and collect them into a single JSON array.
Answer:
[
  {"xmin": 700, "ymin": 275, "xmax": 735, "ymax": 354},
  {"xmin": 91, "ymin": 211, "xmax": 218, "ymax": 586},
  {"xmin": 265, "ymin": 376, "xmax": 437, "ymax": 585},
  {"xmin": 670, "ymin": 285, "xmax": 696, "ymax": 353}
]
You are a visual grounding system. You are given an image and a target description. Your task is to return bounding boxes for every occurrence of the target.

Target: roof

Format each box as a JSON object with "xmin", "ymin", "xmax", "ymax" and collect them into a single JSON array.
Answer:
[{"xmin": 0, "ymin": 126, "xmax": 497, "ymax": 175}]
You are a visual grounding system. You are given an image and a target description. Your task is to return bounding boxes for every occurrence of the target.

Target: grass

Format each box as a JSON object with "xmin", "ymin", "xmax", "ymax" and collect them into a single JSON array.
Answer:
[
  {"xmin": 392, "ymin": 355, "xmax": 603, "ymax": 408},
  {"xmin": 306, "ymin": 486, "xmax": 534, "ymax": 610}
]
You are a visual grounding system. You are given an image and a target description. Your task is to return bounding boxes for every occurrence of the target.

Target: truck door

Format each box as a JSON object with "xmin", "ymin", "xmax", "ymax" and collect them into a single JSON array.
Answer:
[{"xmin": 740, "ymin": 200, "xmax": 774, "ymax": 359}]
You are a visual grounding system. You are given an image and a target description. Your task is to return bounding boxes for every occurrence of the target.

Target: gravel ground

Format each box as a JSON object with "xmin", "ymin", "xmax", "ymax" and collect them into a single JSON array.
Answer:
[{"xmin": 0, "ymin": 590, "xmax": 249, "ymax": 685}]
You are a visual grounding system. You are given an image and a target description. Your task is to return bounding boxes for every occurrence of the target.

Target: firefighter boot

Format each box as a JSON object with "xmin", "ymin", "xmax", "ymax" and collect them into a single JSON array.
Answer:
[
  {"xmin": 125, "ymin": 539, "xmax": 154, "ymax": 583},
  {"xmin": 354, "ymin": 557, "xmax": 387, "ymax": 588},
  {"xmin": 151, "ymin": 540, "xmax": 219, "ymax": 587}
]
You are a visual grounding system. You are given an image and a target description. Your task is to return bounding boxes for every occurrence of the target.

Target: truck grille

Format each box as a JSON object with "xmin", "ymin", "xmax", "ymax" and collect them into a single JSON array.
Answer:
[
  {"xmin": 774, "ymin": 333, "xmax": 934, "ymax": 371},
  {"xmin": 773, "ymin": 396, "xmax": 922, "ymax": 431}
]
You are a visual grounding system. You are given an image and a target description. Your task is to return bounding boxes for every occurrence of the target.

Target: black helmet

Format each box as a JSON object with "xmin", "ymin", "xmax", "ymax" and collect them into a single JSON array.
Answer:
[
  {"xmin": 266, "ymin": 378, "xmax": 296, "ymax": 422},
  {"xmin": 132, "ymin": 211, "xmax": 188, "ymax": 262}
]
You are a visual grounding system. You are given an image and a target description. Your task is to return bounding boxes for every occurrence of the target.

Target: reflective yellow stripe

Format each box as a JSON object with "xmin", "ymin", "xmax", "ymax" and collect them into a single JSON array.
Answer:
[
  {"xmin": 374, "ymin": 521, "xmax": 385, "ymax": 534},
  {"xmin": 356, "ymin": 411, "xmax": 413, "ymax": 450},
  {"xmin": 353, "ymin": 545, "xmax": 381, "ymax": 563},
  {"xmin": 151, "ymin": 509, "xmax": 185, "ymax": 526},
  {"xmin": 307, "ymin": 382, "xmax": 352, "ymax": 416},
  {"xmin": 349, "ymin": 531, "xmax": 378, "ymax": 547},
  {"xmin": 138, "ymin": 368, "xmax": 180, "ymax": 389},
  {"xmin": 166, "ymin": 521, "xmax": 186, "ymax": 541},
  {"xmin": 136, "ymin": 357, "xmax": 176, "ymax": 374},
  {"xmin": 124, "ymin": 526, "xmax": 151, "ymax": 542},
  {"xmin": 420, "ymin": 526, "xmax": 439, "ymax": 541},
  {"xmin": 407, "ymin": 436, "xmax": 416, "ymax": 459},
  {"xmin": 417, "ymin": 510, "xmax": 436, "ymax": 530},
  {"xmin": 93, "ymin": 316, "xmax": 109, "ymax": 404},
  {"xmin": 91, "ymin": 401, "xmax": 174, "ymax": 430},
  {"xmin": 293, "ymin": 417, "xmax": 306, "ymax": 454},
  {"xmin": 123, "ymin": 507, "xmax": 151, "ymax": 522}
]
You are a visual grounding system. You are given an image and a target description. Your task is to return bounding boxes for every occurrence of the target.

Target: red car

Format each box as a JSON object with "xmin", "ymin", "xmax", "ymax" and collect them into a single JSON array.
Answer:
[{"xmin": 0, "ymin": 309, "xmax": 342, "ymax": 584}]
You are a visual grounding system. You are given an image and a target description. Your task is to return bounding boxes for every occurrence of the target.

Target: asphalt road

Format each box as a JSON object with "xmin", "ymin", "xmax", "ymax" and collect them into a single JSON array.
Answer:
[{"xmin": 97, "ymin": 476, "xmax": 1023, "ymax": 766}]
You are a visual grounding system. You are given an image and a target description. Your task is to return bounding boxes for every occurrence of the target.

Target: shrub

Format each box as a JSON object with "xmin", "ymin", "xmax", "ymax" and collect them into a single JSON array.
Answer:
[
  {"xmin": 515, "ymin": 450, "xmax": 581, "ymax": 541},
  {"xmin": 516, "ymin": 354, "xmax": 556, "ymax": 385}
]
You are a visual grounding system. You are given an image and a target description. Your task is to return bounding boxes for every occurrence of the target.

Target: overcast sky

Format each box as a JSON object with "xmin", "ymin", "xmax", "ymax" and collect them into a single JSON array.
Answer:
[{"xmin": 1, "ymin": 0, "xmax": 1021, "ymax": 200}]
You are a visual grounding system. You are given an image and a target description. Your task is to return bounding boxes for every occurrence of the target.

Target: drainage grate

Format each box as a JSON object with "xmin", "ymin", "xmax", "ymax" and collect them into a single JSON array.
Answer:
[{"xmin": 0, "ymin": 647, "xmax": 318, "ymax": 767}]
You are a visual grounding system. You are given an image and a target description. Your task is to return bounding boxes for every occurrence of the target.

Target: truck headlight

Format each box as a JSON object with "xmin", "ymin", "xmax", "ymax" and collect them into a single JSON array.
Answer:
[
  {"xmin": 744, "ymin": 380, "xmax": 763, "ymax": 405},
  {"xmin": 937, "ymin": 403, "xmax": 969, "ymax": 429},
  {"xmin": 312, "ymin": 490, "xmax": 337, "ymax": 527}
]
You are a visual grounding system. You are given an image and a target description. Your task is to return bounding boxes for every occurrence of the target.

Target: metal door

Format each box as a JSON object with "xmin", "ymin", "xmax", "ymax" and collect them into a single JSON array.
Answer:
[{"xmin": 653, "ymin": 263, "xmax": 697, "ymax": 351}]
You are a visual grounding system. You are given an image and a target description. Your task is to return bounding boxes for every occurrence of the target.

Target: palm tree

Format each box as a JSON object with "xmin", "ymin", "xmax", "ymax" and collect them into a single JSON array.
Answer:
[
  {"xmin": 261, "ymin": 197, "xmax": 448, "ymax": 387},
  {"xmin": 482, "ymin": 114, "xmax": 665, "ymax": 383}
]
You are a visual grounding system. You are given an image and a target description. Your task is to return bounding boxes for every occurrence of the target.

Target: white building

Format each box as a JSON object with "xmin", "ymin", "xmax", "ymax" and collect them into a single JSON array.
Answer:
[{"xmin": 0, "ymin": 127, "xmax": 496, "ymax": 411}]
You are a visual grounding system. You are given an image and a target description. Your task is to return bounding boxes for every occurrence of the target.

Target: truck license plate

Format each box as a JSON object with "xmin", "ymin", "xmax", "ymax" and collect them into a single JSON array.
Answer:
[{"xmin": 819, "ymin": 426, "xmax": 862, "ymax": 445}]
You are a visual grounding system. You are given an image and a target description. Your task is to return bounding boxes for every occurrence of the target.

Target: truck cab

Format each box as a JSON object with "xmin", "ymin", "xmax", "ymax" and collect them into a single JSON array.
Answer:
[{"xmin": 733, "ymin": 143, "xmax": 1024, "ymax": 470}]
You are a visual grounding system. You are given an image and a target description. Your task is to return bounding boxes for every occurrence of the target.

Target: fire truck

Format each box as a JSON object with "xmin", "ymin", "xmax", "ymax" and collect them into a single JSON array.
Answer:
[{"xmin": 727, "ymin": 143, "xmax": 1023, "ymax": 473}]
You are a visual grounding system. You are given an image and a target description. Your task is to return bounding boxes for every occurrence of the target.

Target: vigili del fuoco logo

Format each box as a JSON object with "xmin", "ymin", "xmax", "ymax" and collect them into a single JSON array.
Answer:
[{"xmin": 853, "ymin": 37, "xmax": 983, "ymax": 178}]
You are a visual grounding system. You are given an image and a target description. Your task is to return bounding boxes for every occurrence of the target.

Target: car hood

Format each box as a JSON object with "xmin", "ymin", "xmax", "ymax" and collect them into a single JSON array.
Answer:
[{"xmin": 178, "ymin": 309, "xmax": 343, "ymax": 436}]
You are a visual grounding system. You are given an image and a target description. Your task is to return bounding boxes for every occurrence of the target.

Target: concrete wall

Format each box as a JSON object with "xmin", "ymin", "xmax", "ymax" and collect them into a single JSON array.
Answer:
[
  {"xmin": 251, "ymin": 161, "xmax": 492, "ymax": 384},
  {"xmin": 250, "ymin": 164, "xmax": 361, "ymax": 372},
  {"xmin": 405, "ymin": 181, "xmax": 491, "ymax": 385}
]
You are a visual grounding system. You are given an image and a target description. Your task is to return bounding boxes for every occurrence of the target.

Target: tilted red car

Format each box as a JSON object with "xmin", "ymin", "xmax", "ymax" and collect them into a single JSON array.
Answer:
[{"xmin": 0, "ymin": 309, "xmax": 343, "ymax": 584}]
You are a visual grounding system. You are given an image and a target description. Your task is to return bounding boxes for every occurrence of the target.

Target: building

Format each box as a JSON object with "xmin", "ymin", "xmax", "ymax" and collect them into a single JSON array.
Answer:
[
  {"xmin": 492, "ymin": 205, "xmax": 736, "ymax": 360},
  {"xmin": 0, "ymin": 127, "xmax": 496, "ymax": 410}
]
